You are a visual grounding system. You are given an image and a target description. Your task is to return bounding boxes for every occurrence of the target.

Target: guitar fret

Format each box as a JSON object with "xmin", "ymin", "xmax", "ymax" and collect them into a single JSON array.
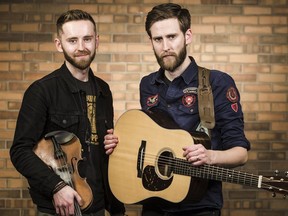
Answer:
[{"xmin": 174, "ymin": 158, "xmax": 262, "ymax": 189}]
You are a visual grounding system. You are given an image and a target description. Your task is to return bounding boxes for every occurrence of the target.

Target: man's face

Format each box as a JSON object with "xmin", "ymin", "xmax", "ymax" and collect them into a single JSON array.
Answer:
[
  {"xmin": 55, "ymin": 20, "xmax": 98, "ymax": 70},
  {"xmin": 150, "ymin": 18, "xmax": 188, "ymax": 72}
]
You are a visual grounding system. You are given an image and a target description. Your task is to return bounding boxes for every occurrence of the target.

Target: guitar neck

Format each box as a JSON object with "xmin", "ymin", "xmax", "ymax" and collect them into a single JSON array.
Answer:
[{"xmin": 174, "ymin": 158, "xmax": 261, "ymax": 188}]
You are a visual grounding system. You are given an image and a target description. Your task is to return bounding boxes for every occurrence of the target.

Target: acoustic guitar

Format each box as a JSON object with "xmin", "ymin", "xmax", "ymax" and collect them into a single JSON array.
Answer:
[{"xmin": 108, "ymin": 109, "xmax": 288, "ymax": 204}]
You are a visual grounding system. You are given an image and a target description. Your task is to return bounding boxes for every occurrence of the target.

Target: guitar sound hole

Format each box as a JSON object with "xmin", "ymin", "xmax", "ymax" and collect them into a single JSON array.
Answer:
[{"xmin": 157, "ymin": 151, "xmax": 174, "ymax": 179}]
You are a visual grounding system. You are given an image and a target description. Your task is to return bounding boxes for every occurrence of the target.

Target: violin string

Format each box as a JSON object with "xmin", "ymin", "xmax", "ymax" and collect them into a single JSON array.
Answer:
[{"xmin": 55, "ymin": 139, "xmax": 82, "ymax": 215}]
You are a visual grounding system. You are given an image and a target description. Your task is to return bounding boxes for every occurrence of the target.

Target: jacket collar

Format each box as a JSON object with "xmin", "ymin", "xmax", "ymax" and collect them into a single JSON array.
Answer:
[{"xmin": 59, "ymin": 62, "xmax": 106, "ymax": 97}]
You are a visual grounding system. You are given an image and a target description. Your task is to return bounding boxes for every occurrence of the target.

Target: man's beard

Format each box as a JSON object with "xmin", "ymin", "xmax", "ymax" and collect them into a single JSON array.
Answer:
[
  {"xmin": 154, "ymin": 44, "xmax": 187, "ymax": 72},
  {"xmin": 63, "ymin": 49, "xmax": 96, "ymax": 70}
]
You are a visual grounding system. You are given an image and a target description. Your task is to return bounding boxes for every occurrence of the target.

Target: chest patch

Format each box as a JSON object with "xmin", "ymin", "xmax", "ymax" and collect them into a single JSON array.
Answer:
[
  {"xmin": 183, "ymin": 87, "xmax": 198, "ymax": 94},
  {"xmin": 182, "ymin": 94, "xmax": 196, "ymax": 107}
]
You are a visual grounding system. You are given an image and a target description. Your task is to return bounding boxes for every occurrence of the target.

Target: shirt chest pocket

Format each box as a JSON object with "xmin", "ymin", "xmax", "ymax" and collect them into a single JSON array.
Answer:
[{"xmin": 178, "ymin": 103, "xmax": 199, "ymax": 115}]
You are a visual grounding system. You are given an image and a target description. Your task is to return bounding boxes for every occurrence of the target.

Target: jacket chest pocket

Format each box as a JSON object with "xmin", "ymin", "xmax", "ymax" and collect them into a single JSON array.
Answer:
[{"xmin": 49, "ymin": 114, "xmax": 79, "ymax": 131}]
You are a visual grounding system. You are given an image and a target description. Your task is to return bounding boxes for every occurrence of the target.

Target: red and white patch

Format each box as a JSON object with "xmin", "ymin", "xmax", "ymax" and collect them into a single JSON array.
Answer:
[
  {"xmin": 146, "ymin": 94, "xmax": 159, "ymax": 107},
  {"xmin": 226, "ymin": 87, "xmax": 238, "ymax": 103},
  {"xmin": 231, "ymin": 103, "xmax": 238, "ymax": 112},
  {"xmin": 182, "ymin": 94, "xmax": 196, "ymax": 107}
]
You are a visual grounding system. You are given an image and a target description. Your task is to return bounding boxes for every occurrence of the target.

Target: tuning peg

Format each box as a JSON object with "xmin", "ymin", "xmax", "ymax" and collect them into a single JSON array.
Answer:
[
  {"xmin": 285, "ymin": 171, "xmax": 288, "ymax": 177},
  {"xmin": 272, "ymin": 192, "xmax": 276, "ymax": 197},
  {"xmin": 274, "ymin": 170, "xmax": 279, "ymax": 176}
]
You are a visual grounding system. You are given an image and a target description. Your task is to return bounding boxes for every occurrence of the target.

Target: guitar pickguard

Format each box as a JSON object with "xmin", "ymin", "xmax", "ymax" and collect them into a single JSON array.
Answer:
[{"xmin": 142, "ymin": 165, "xmax": 173, "ymax": 191}]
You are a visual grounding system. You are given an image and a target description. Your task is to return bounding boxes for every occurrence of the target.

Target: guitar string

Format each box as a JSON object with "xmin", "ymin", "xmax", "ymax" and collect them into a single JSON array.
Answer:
[
  {"xmin": 141, "ymin": 153, "xmax": 260, "ymax": 182},
  {"xmin": 138, "ymin": 153, "xmax": 288, "ymax": 194},
  {"xmin": 147, "ymin": 153, "xmax": 287, "ymax": 192}
]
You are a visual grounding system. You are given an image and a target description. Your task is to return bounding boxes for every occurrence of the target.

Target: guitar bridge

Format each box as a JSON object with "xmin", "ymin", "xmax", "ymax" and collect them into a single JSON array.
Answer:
[{"xmin": 137, "ymin": 140, "xmax": 146, "ymax": 178}]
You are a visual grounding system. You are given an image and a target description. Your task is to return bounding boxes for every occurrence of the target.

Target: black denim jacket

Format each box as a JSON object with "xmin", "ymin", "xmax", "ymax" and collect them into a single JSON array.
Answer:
[{"xmin": 10, "ymin": 63, "xmax": 125, "ymax": 214}]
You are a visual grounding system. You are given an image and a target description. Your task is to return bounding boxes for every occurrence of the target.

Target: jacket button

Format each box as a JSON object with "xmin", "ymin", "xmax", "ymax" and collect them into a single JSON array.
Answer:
[{"xmin": 62, "ymin": 119, "xmax": 67, "ymax": 124}]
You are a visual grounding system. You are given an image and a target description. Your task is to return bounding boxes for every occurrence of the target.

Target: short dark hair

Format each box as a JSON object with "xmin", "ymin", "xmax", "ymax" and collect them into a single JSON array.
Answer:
[
  {"xmin": 56, "ymin": 9, "xmax": 96, "ymax": 36},
  {"xmin": 145, "ymin": 3, "xmax": 191, "ymax": 38}
]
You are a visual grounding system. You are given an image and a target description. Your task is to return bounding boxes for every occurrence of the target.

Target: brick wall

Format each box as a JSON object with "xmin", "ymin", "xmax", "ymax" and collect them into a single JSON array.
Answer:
[{"xmin": 0, "ymin": 0, "xmax": 287, "ymax": 216}]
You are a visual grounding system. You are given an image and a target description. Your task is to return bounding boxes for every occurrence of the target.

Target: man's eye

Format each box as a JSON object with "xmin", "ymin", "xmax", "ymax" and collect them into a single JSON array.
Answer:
[
  {"xmin": 84, "ymin": 38, "xmax": 92, "ymax": 42},
  {"xmin": 154, "ymin": 38, "xmax": 162, "ymax": 43}
]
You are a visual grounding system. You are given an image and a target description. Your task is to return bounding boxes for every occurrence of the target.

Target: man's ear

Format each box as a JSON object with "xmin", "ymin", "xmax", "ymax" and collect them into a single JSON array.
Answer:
[
  {"xmin": 185, "ymin": 29, "xmax": 193, "ymax": 45},
  {"xmin": 149, "ymin": 37, "xmax": 154, "ymax": 49},
  {"xmin": 95, "ymin": 35, "xmax": 99, "ymax": 49},
  {"xmin": 54, "ymin": 38, "xmax": 63, "ymax": 52}
]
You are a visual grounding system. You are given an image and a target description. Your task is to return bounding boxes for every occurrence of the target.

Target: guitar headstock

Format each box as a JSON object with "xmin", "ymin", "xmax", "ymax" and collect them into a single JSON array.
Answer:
[{"xmin": 261, "ymin": 170, "xmax": 288, "ymax": 199}]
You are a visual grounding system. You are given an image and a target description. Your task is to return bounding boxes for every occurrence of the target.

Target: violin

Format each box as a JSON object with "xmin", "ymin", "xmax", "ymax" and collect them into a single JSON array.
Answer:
[{"xmin": 34, "ymin": 131, "xmax": 93, "ymax": 215}]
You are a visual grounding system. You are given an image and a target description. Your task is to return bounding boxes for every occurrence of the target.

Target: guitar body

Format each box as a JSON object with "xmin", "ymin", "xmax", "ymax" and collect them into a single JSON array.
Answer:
[{"xmin": 108, "ymin": 109, "xmax": 209, "ymax": 204}]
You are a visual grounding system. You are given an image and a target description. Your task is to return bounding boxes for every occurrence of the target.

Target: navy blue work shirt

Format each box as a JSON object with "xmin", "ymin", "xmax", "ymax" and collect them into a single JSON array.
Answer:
[{"xmin": 139, "ymin": 56, "xmax": 250, "ymax": 212}]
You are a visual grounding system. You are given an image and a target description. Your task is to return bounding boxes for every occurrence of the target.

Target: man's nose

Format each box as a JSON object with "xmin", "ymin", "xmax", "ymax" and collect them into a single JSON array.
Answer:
[
  {"xmin": 78, "ymin": 40, "xmax": 85, "ymax": 50},
  {"xmin": 162, "ymin": 39, "xmax": 170, "ymax": 51}
]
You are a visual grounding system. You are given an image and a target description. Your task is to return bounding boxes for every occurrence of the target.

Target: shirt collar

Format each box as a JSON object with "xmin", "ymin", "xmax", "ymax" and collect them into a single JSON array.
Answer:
[
  {"xmin": 152, "ymin": 56, "xmax": 198, "ymax": 85},
  {"xmin": 181, "ymin": 56, "xmax": 198, "ymax": 84}
]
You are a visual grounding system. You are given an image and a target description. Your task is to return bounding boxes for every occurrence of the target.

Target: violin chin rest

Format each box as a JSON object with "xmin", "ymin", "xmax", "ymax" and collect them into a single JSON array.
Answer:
[{"xmin": 44, "ymin": 130, "xmax": 75, "ymax": 144}]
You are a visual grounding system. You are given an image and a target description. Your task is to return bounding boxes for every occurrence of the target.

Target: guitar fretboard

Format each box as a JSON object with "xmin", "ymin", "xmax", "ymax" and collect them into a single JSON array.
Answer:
[{"xmin": 174, "ymin": 158, "xmax": 261, "ymax": 188}]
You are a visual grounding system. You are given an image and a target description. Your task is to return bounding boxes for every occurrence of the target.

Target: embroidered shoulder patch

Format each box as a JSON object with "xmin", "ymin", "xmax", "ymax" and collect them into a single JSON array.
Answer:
[
  {"xmin": 226, "ymin": 87, "xmax": 238, "ymax": 103},
  {"xmin": 231, "ymin": 103, "xmax": 238, "ymax": 112},
  {"xmin": 146, "ymin": 94, "xmax": 159, "ymax": 107}
]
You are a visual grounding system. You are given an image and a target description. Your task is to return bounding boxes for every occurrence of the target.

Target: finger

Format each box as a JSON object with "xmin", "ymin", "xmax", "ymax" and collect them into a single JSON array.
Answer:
[
  {"xmin": 182, "ymin": 146, "xmax": 191, "ymax": 157},
  {"xmin": 74, "ymin": 192, "xmax": 83, "ymax": 207},
  {"xmin": 186, "ymin": 154, "xmax": 199, "ymax": 162},
  {"xmin": 105, "ymin": 147, "xmax": 114, "ymax": 155},
  {"xmin": 59, "ymin": 207, "xmax": 66, "ymax": 216},
  {"xmin": 191, "ymin": 155, "xmax": 199, "ymax": 162},
  {"xmin": 105, "ymin": 135, "xmax": 118, "ymax": 143},
  {"xmin": 109, "ymin": 137, "xmax": 118, "ymax": 144},
  {"xmin": 104, "ymin": 137, "xmax": 116, "ymax": 146},
  {"xmin": 182, "ymin": 145, "xmax": 198, "ymax": 154},
  {"xmin": 67, "ymin": 205, "xmax": 74, "ymax": 216},
  {"xmin": 55, "ymin": 207, "xmax": 60, "ymax": 215},
  {"xmin": 104, "ymin": 142, "xmax": 116, "ymax": 150},
  {"xmin": 106, "ymin": 128, "xmax": 114, "ymax": 134}
]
